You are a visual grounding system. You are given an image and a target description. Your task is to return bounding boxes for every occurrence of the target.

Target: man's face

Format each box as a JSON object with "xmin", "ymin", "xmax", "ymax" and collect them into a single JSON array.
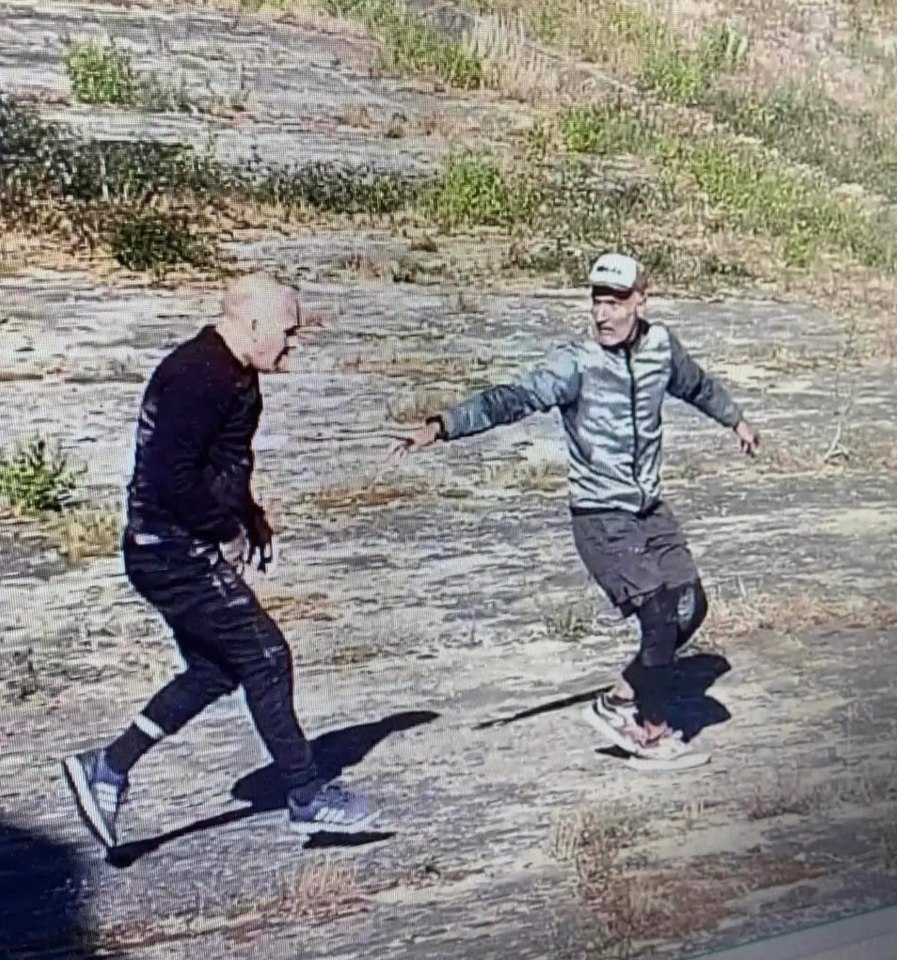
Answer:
[
  {"xmin": 248, "ymin": 298, "xmax": 301, "ymax": 373},
  {"xmin": 590, "ymin": 286, "xmax": 645, "ymax": 347}
]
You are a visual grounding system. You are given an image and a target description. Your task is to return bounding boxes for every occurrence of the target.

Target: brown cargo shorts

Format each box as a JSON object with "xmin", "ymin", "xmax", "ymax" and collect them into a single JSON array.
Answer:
[{"xmin": 570, "ymin": 500, "xmax": 700, "ymax": 617}]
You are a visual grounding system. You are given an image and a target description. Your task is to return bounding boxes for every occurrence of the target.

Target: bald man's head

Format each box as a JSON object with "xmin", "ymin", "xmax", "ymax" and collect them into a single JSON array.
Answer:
[
  {"xmin": 223, "ymin": 271, "xmax": 299, "ymax": 324},
  {"xmin": 218, "ymin": 272, "xmax": 301, "ymax": 373}
]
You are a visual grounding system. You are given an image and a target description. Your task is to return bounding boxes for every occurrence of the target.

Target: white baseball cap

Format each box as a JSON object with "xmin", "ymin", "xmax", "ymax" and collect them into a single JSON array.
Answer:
[{"xmin": 588, "ymin": 252, "xmax": 643, "ymax": 292}]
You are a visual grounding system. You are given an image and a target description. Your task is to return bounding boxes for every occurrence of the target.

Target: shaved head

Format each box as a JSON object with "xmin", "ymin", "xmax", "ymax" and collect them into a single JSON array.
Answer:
[
  {"xmin": 222, "ymin": 271, "xmax": 299, "ymax": 325},
  {"xmin": 217, "ymin": 272, "xmax": 302, "ymax": 373}
]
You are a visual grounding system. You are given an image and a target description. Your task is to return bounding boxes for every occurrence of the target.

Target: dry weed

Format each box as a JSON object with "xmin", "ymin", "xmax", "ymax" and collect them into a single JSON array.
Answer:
[{"xmin": 706, "ymin": 590, "xmax": 897, "ymax": 640}]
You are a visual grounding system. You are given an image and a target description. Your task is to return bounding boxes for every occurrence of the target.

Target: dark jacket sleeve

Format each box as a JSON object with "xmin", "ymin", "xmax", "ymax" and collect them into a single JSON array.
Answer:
[
  {"xmin": 145, "ymin": 371, "xmax": 244, "ymax": 543},
  {"xmin": 666, "ymin": 329, "xmax": 743, "ymax": 428},
  {"xmin": 440, "ymin": 345, "xmax": 581, "ymax": 441}
]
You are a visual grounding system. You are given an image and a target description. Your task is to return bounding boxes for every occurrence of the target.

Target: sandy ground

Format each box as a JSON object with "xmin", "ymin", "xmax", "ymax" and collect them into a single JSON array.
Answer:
[{"xmin": 2, "ymin": 2, "xmax": 897, "ymax": 959}]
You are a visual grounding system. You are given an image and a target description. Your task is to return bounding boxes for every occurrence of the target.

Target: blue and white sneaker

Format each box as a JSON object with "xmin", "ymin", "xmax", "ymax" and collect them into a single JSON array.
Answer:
[
  {"xmin": 288, "ymin": 782, "xmax": 379, "ymax": 835},
  {"xmin": 62, "ymin": 749, "xmax": 128, "ymax": 848}
]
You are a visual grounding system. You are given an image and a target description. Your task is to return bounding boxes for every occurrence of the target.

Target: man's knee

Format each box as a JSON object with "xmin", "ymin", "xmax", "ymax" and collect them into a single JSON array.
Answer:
[
  {"xmin": 675, "ymin": 580, "xmax": 708, "ymax": 647},
  {"xmin": 238, "ymin": 623, "xmax": 294, "ymax": 690}
]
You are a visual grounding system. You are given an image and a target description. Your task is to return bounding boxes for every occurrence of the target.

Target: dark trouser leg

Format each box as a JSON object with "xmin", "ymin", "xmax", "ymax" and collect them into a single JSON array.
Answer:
[
  {"xmin": 105, "ymin": 641, "xmax": 238, "ymax": 775},
  {"xmin": 117, "ymin": 535, "xmax": 319, "ymax": 795},
  {"xmin": 622, "ymin": 587, "xmax": 680, "ymax": 727},
  {"xmin": 218, "ymin": 590, "xmax": 320, "ymax": 798}
]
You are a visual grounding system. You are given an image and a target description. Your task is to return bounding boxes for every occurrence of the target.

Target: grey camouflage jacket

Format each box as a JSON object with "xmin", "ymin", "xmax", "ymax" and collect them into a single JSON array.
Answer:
[{"xmin": 440, "ymin": 319, "xmax": 743, "ymax": 514}]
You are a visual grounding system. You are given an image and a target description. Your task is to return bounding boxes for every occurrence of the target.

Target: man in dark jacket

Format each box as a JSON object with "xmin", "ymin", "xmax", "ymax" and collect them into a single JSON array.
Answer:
[
  {"xmin": 392, "ymin": 253, "xmax": 759, "ymax": 770},
  {"xmin": 63, "ymin": 272, "xmax": 377, "ymax": 847}
]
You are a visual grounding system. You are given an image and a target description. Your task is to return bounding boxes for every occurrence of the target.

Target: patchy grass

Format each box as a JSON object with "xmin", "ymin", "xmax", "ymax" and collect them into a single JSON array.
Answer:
[
  {"xmin": 549, "ymin": 805, "xmax": 645, "ymax": 900},
  {"xmin": 745, "ymin": 764, "xmax": 897, "ymax": 824},
  {"xmin": 547, "ymin": 98, "xmax": 897, "ymax": 273},
  {"xmin": 106, "ymin": 209, "xmax": 217, "ymax": 274},
  {"xmin": 550, "ymin": 805, "xmax": 825, "ymax": 951},
  {"xmin": 90, "ymin": 858, "xmax": 366, "ymax": 951},
  {"xmin": 464, "ymin": 12, "xmax": 564, "ymax": 102},
  {"xmin": 745, "ymin": 772, "xmax": 820, "ymax": 821},
  {"xmin": 705, "ymin": 589, "xmax": 897, "ymax": 641},
  {"xmin": 484, "ymin": 459, "xmax": 566, "ymax": 493},
  {"xmin": 386, "ymin": 388, "xmax": 468, "ymax": 424},
  {"xmin": 326, "ymin": 0, "xmax": 484, "ymax": 89},
  {"xmin": 63, "ymin": 39, "xmax": 196, "ymax": 113},
  {"xmin": 0, "ymin": 436, "xmax": 80, "ymax": 514},
  {"xmin": 50, "ymin": 506, "xmax": 121, "ymax": 565},
  {"xmin": 422, "ymin": 152, "xmax": 539, "ymax": 230},
  {"xmin": 63, "ymin": 40, "xmax": 140, "ymax": 105},
  {"xmin": 299, "ymin": 480, "xmax": 427, "ymax": 514},
  {"xmin": 341, "ymin": 353, "xmax": 468, "ymax": 381},
  {"xmin": 256, "ymin": 590, "xmax": 335, "ymax": 622},
  {"xmin": 0, "ymin": 95, "xmax": 425, "ymax": 274},
  {"xmin": 543, "ymin": 600, "xmax": 593, "ymax": 641},
  {"xmin": 705, "ymin": 84, "xmax": 897, "ymax": 205}
]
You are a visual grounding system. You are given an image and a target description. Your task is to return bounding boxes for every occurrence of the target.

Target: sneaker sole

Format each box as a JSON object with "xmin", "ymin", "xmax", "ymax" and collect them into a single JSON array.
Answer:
[
  {"xmin": 290, "ymin": 813, "xmax": 381, "ymax": 836},
  {"xmin": 625, "ymin": 751, "xmax": 711, "ymax": 772},
  {"xmin": 582, "ymin": 705, "xmax": 641, "ymax": 755},
  {"xmin": 61, "ymin": 756, "xmax": 115, "ymax": 849}
]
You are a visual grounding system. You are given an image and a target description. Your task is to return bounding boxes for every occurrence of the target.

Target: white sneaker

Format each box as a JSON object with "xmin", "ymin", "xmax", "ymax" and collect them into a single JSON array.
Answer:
[
  {"xmin": 582, "ymin": 693, "xmax": 643, "ymax": 754},
  {"xmin": 626, "ymin": 730, "xmax": 710, "ymax": 771}
]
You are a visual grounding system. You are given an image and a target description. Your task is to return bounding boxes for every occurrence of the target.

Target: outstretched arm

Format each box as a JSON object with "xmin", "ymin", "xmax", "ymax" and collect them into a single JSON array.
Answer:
[
  {"xmin": 666, "ymin": 330, "xmax": 760, "ymax": 455},
  {"xmin": 391, "ymin": 346, "xmax": 581, "ymax": 456}
]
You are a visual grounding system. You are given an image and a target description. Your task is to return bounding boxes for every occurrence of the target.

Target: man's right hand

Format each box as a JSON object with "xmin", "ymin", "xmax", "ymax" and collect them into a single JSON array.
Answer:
[
  {"xmin": 388, "ymin": 420, "xmax": 442, "ymax": 460},
  {"xmin": 221, "ymin": 528, "xmax": 251, "ymax": 570}
]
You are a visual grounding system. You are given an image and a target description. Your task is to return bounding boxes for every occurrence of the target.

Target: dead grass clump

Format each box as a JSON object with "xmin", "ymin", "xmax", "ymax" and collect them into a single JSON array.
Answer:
[
  {"xmin": 484, "ymin": 458, "xmax": 566, "ymax": 493},
  {"xmin": 50, "ymin": 506, "xmax": 121, "ymax": 565},
  {"xmin": 463, "ymin": 12, "xmax": 566, "ymax": 102},
  {"xmin": 543, "ymin": 600, "xmax": 593, "ymax": 641},
  {"xmin": 341, "ymin": 353, "xmax": 466, "ymax": 380},
  {"xmin": 386, "ymin": 388, "xmax": 468, "ymax": 424},
  {"xmin": 550, "ymin": 805, "xmax": 823, "ymax": 951},
  {"xmin": 256, "ymin": 590, "xmax": 335, "ymax": 622},
  {"xmin": 548, "ymin": 806, "xmax": 645, "ymax": 900},
  {"xmin": 706, "ymin": 590, "xmax": 897, "ymax": 640},
  {"xmin": 744, "ymin": 771, "xmax": 821, "ymax": 821},
  {"xmin": 89, "ymin": 858, "xmax": 365, "ymax": 952},
  {"xmin": 299, "ymin": 480, "xmax": 426, "ymax": 514}
]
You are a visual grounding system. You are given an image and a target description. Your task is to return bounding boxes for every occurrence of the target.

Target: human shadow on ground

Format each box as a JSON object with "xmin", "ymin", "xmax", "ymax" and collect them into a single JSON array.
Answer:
[
  {"xmin": 0, "ymin": 819, "xmax": 120, "ymax": 958},
  {"xmin": 475, "ymin": 653, "xmax": 731, "ymax": 742},
  {"xmin": 107, "ymin": 710, "xmax": 438, "ymax": 869}
]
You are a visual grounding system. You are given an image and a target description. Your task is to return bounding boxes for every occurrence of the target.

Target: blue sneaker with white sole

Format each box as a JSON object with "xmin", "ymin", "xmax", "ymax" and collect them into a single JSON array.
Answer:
[
  {"xmin": 288, "ymin": 781, "xmax": 379, "ymax": 835},
  {"xmin": 62, "ymin": 748, "xmax": 128, "ymax": 848}
]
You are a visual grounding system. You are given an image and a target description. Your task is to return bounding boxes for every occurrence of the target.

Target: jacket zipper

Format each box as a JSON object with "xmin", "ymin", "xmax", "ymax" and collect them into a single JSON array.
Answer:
[{"xmin": 624, "ymin": 347, "xmax": 647, "ymax": 513}]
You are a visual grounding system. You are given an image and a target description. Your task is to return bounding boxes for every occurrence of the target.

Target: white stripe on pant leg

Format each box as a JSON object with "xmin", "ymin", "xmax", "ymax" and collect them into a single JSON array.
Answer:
[{"xmin": 134, "ymin": 714, "xmax": 166, "ymax": 741}]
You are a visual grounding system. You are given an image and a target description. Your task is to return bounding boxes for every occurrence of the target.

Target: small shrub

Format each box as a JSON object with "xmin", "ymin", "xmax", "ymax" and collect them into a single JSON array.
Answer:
[
  {"xmin": 63, "ymin": 40, "xmax": 196, "ymax": 113},
  {"xmin": 378, "ymin": 13, "xmax": 484, "ymax": 89},
  {"xmin": 639, "ymin": 42, "xmax": 707, "ymax": 105},
  {"xmin": 559, "ymin": 102, "xmax": 650, "ymax": 156},
  {"xmin": 104, "ymin": 209, "xmax": 216, "ymax": 273},
  {"xmin": 328, "ymin": 0, "xmax": 484, "ymax": 89},
  {"xmin": 63, "ymin": 40, "xmax": 139, "ymax": 106},
  {"xmin": 638, "ymin": 23, "xmax": 748, "ymax": 105},
  {"xmin": 423, "ymin": 153, "xmax": 536, "ymax": 229},
  {"xmin": 253, "ymin": 161, "xmax": 423, "ymax": 215},
  {"xmin": 0, "ymin": 437, "xmax": 80, "ymax": 514}
]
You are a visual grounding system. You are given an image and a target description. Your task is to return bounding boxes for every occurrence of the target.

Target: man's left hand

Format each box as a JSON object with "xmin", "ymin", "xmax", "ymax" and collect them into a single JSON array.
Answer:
[
  {"xmin": 248, "ymin": 506, "xmax": 275, "ymax": 572},
  {"xmin": 734, "ymin": 419, "xmax": 760, "ymax": 457}
]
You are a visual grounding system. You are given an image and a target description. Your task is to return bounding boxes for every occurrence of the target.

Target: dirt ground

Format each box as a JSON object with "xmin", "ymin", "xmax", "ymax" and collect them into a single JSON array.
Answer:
[{"xmin": 2, "ymin": 2, "xmax": 897, "ymax": 959}]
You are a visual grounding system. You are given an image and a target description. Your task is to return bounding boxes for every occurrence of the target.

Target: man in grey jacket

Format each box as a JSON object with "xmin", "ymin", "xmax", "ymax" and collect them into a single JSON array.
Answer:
[{"xmin": 391, "ymin": 253, "xmax": 759, "ymax": 770}]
